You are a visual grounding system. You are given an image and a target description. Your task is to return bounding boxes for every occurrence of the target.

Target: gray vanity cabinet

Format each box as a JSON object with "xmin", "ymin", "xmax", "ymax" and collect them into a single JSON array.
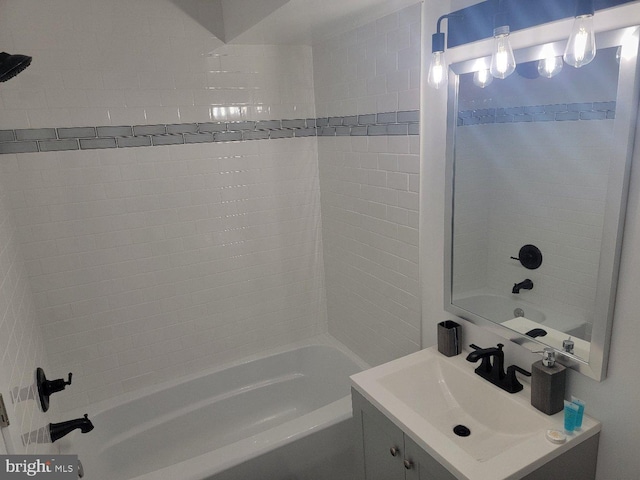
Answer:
[
  {"xmin": 352, "ymin": 389, "xmax": 456, "ymax": 480},
  {"xmin": 352, "ymin": 388, "xmax": 600, "ymax": 480}
]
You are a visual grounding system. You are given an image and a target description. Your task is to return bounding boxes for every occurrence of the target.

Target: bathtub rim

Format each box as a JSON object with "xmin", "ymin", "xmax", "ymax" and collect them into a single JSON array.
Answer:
[{"xmin": 61, "ymin": 333, "xmax": 368, "ymax": 421}]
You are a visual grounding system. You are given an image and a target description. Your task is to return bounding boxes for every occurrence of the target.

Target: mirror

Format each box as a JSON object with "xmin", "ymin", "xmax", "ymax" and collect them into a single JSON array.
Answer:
[{"xmin": 445, "ymin": 26, "xmax": 640, "ymax": 381}]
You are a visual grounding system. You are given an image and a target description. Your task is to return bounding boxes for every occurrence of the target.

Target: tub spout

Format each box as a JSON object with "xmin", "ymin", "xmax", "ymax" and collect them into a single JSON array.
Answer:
[
  {"xmin": 512, "ymin": 279, "xmax": 533, "ymax": 294},
  {"xmin": 49, "ymin": 414, "xmax": 94, "ymax": 443}
]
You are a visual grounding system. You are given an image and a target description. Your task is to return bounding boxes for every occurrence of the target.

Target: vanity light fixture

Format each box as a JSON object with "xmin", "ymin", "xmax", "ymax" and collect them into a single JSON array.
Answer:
[
  {"xmin": 473, "ymin": 68, "xmax": 494, "ymax": 87},
  {"xmin": 427, "ymin": 14, "xmax": 458, "ymax": 89},
  {"xmin": 473, "ymin": 59, "xmax": 493, "ymax": 88},
  {"xmin": 489, "ymin": 1, "xmax": 516, "ymax": 80},
  {"xmin": 617, "ymin": 28, "xmax": 640, "ymax": 63},
  {"xmin": 538, "ymin": 46, "xmax": 563, "ymax": 78},
  {"xmin": 490, "ymin": 24, "xmax": 517, "ymax": 79},
  {"xmin": 563, "ymin": 0, "xmax": 596, "ymax": 68}
]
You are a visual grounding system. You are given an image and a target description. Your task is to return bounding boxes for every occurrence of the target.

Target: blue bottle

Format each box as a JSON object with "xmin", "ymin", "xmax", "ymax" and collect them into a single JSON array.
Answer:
[
  {"xmin": 571, "ymin": 396, "xmax": 585, "ymax": 430},
  {"xmin": 564, "ymin": 401, "xmax": 579, "ymax": 434}
]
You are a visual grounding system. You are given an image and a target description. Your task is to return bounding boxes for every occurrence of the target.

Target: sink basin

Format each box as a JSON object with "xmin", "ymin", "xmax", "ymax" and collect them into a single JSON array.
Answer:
[
  {"xmin": 377, "ymin": 355, "xmax": 542, "ymax": 461},
  {"xmin": 351, "ymin": 346, "xmax": 600, "ymax": 479}
]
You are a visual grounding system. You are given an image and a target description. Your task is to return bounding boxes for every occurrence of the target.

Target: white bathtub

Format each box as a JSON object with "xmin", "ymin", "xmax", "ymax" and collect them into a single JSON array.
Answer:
[
  {"xmin": 453, "ymin": 291, "xmax": 587, "ymax": 337},
  {"xmin": 60, "ymin": 336, "xmax": 367, "ymax": 480}
]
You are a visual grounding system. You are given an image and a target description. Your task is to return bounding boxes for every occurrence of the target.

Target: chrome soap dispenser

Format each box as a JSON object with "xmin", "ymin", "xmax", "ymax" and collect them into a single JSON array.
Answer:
[{"xmin": 531, "ymin": 348, "xmax": 566, "ymax": 415}]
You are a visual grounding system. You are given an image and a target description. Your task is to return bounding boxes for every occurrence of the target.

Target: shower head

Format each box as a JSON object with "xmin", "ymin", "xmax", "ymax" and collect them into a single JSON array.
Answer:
[{"xmin": 0, "ymin": 52, "xmax": 32, "ymax": 82}]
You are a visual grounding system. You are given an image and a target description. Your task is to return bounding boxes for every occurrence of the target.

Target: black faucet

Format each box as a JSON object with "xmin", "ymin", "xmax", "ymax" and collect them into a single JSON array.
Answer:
[
  {"xmin": 49, "ymin": 414, "xmax": 94, "ymax": 443},
  {"xmin": 525, "ymin": 327, "xmax": 547, "ymax": 338},
  {"xmin": 466, "ymin": 344, "xmax": 531, "ymax": 393},
  {"xmin": 512, "ymin": 278, "xmax": 533, "ymax": 294}
]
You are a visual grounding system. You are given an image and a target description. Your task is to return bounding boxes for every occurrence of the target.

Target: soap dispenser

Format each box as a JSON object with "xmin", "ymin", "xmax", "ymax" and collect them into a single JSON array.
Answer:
[{"xmin": 531, "ymin": 348, "xmax": 566, "ymax": 415}]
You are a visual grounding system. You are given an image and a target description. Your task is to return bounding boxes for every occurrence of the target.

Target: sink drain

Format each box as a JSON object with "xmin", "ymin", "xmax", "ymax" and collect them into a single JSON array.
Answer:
[{"xmin": 453, "ymin": 425, "xmax": 471, "ymax": 437}]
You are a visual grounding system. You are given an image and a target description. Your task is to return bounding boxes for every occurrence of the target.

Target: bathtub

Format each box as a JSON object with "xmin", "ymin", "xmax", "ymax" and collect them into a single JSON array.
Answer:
[
  {"xmin": 453, "ymin": 291, "xmax": 587, "ymax": 337},
  {"xmin": 60, "ymin": 335, "xmax": 367, "ymax": 480}
]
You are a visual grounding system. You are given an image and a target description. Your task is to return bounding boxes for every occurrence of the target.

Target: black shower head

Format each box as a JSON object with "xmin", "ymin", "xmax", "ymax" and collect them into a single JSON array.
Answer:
[{"xmin": 0, "ymin": 52, "xmax": 32, "ymax": 82}]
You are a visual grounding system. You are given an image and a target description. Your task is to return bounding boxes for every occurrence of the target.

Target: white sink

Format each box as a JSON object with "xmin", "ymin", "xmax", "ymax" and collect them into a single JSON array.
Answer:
[
  {"xmin": 377, "ymin": 354, "xmax": 543, "ymax": 461},
  {"xmin": 351, "ymin": 346, "xmax": 600, "ymax": 480}
]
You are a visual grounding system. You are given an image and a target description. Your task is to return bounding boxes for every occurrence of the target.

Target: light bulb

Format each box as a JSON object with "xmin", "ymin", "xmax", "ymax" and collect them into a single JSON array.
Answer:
[
  {"xmin": 490, "ymin": 26, "xmax": 516, "ymax": 79},
  {"xmin": 537, "ymin": 56, "xmax": 563, "ymax": 78},
  {"xmin": 428, "ymin": 50, "xmax": 448, "ymax": 89},
  {"xmin": 473, "ymin": 69, "xmax": 493, "ymax": 88},
  {"xmin": 563, "ymin": 15, "xmax": 596, "ymax": 67},
  {"xmin": 617, "ymin": 29, "xmax": 639, "ymax": 63}
]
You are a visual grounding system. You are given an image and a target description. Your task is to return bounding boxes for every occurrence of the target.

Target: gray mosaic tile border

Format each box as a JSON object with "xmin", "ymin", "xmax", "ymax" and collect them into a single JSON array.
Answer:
[
  {"xmin": 0, "ymin": 110, "xmax": 419, "ymax": 155},
  {"xmin": 458, "ymin": 101, "xmax": 616, "ymax": 126}
]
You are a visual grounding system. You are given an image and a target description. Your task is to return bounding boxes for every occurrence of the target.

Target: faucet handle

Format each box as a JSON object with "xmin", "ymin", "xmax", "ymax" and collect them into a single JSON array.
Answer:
[
  {"xmin": 36, "ymin": 368, "xmax": 74, "ymax": 412},
  {"xmin": 504, "ymin": 365, "xmax": 531, "ymax": 393},
  {"xmin": 508, "ymin": 365, "xmax": 531, "ymax": 376}
]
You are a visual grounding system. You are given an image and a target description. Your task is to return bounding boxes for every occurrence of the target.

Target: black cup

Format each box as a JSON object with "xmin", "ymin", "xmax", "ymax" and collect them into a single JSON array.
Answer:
[{"xmin": 438, "ymin": 320, "xmax": 461, "ymax": 356}]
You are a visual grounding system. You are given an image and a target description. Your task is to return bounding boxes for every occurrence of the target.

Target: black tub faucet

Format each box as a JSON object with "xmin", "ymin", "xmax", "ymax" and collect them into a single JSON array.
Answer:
[
  {"xmin": 512, "ymin": 278, "xmax": 533, "ymax": 294},
  {"xmin": 49, "ymin": 414, "xmax": 94, "ymax": 443}
]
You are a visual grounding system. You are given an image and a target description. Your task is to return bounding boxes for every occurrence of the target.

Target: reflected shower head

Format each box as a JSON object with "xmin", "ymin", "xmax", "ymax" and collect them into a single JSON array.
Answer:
[{"xmin": 0, "ymin": 52, "xmax": 32, "ymax": 82}]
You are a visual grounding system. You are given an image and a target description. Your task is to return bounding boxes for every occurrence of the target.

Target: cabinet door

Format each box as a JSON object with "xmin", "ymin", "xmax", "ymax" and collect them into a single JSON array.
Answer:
[
  {"xmin": 404, "ymin": 435, "xmax": 457, "ymax": 480},
  {"xmin": 353, "ymin": 389, "xmax": 405, "ymax": 480}
]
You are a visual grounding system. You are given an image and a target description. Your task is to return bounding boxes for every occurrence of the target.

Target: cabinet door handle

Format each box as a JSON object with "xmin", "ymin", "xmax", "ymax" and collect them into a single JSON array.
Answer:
[
  {"xmin": 404, "ymin": 459, "xmax": 414, "ymax": 470},
  {"xmin": 390, "ymin": 446, "xmax": 400, "ymax": 457}
]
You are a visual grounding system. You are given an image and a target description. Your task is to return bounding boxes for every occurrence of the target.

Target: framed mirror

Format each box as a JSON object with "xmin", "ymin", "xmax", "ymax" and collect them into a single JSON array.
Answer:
[{"xmin": 444, "ymin": 26, "xmax": 640, "ymax": 381}]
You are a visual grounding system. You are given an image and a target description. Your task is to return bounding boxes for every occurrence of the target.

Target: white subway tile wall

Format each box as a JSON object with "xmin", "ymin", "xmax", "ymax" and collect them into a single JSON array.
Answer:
[
  {"xmin": 313, "ymin": 3, "xmax": 422, "ymax": 118},
  {"xmin": 313, "ymin": 4, "xmax": 422, "ymax": 366},
  {"xmin": 0, "ymin": 0, "xmax": 423, "ymax": 418},
  {"xmin": 0, "ymin": 174, "xmax": 56, "ymax": 454},
  {"xmin": 0, "ymin": 0, "xmax": 327, "ymax": 413},
  {"xmin": 0, "ymin": 0, "xmax": 315, "ymax": 130},
  {"xmin": 3, "ymin": 139, "xmax": 326, "ymax": 410}
]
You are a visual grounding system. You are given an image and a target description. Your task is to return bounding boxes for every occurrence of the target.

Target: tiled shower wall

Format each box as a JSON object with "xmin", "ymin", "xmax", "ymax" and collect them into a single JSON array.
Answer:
[
  {"xmin": 0, "ymin": 172, "xmax": 55, "ymax": 454},
  {"xmin": 0, "ymin": 0, "xmax": 425, "ymax": 418},
  {"xmin": 0, "ymin": 1, "xmax": 315, "ymax": 128},
  {"xmin": 0, "ymin": 0, "xmax": 325, "ymax": 412},
  {"xmin": 313, "ymin": 3, "xmax": 422, "ymax": 366},
  {"xmin": 2, "ymin": 140, "xmax": 326, "ymax": 411}
]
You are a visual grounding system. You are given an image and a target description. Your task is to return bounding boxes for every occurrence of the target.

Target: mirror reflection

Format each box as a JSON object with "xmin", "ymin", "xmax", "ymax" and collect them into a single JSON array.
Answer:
[{"xmin": 450, "ymin": 45, "xmax": 625, "ymax": 363}]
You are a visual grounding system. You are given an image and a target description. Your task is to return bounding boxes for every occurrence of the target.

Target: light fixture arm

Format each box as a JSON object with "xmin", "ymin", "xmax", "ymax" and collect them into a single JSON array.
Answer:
[
  {"xmin": 575, "ymin": 0, "xmax": 595, "ymax": 17},
  {"xmin": 427, "ymin": 13, "xmax": 463, "ymax": 90},
  {"xmin": 492, "ymin": 0, "xmax": 508, "ymax": 30},
  {"xmin": 432, "ymin": 14, "xmax": 458, "ymax": 53}
]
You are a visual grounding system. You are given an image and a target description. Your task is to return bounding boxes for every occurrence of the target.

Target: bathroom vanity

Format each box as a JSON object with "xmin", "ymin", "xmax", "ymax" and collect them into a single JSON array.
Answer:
[{"xmin": 350, "ymin": 347, "xmax": 600, "ymax": 480}]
